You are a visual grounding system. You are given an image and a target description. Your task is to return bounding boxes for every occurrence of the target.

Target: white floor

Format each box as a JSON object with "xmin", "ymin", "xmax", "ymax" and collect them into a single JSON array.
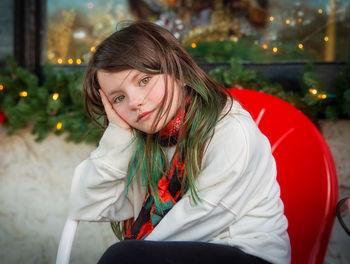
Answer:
[
  {"xmin": 0, "ymin": 122, "xmax": 349, "ymax": 264},
  {"xmin": 0, "ymin": 126, "xmax": 115, "ymax": 264}
]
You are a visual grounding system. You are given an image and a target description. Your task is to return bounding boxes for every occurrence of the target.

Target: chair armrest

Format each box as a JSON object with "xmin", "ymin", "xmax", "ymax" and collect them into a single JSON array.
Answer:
[
  {"xmin": 336, "ymin": 197, "xmax": 350, "ymax": 236},
  {"xmin": 56, "ymin": 218, "xmax": 79, "ymax": 264}
]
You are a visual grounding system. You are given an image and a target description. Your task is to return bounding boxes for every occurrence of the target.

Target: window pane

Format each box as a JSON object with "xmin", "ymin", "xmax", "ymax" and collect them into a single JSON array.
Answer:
[
  {"xmin": 46, "ymin": 0, "xmax": 132, "ymax": 65},
  {"xmin": 46, "ymin": 0, "xmax": 350, "ymax": 65}
]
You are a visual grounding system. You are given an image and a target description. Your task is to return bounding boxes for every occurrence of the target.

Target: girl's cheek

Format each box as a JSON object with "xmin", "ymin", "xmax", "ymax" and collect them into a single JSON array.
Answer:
[
  {"xmin": 115, "ymin": 105, "xmax": 128, "ymax": 120},
  {"xmin": 112, "ymin": 104, "xmax": 118, "ymax": 113},
  {"xmin": 147, "ymin": 84, "xmax": 162, "ymax": 102},
  {"xmin": 112, "ymin": 105, "xmax": 122, "ymax": 117},
  {"xmin": 158, "ymin": 88, "xmax": 167, "ymax": 103}
]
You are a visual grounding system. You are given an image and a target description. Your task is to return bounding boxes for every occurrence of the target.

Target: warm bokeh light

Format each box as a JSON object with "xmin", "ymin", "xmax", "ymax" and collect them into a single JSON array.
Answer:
[
  {"xmin": 269, "ymin": 16, "xmax": 274, "ymax": 22},
  {"xmin": 321, "ymin": 94, "xmax": 327, "ymax": 99},
  {"xmin": 68, "ymin": 58, "xmax": 73, "ymax": 64},
  {"xmin": 231, "ymin": 36, "xmax": 238, "ymax": 43},
  {"xmin": 19, "ymin": 91, "xmax": 28, "ymax": 97},
  {"xmin": 309, "ymin": 88, "xmax": 318, "ymax": 95},
  {"xmin": 52, "ymin": 93, "xmax": 59, "ymax": 100},
  {"xmin": 56, "ymin": 122, "xmax": 63, "ymax": 130},
  {"xmin": 273, "ymin": 47, "xmax": 278, "ymax": 53},
  {"xmin": 0, "ymin": 84, "xmax": 3, "ymax": 90},
  {"xmin": 262, "ymin": 44, "xmax": 268, "ymax": 50},
  {"xmin": 285, "ymin": 19, "xmax": 291, "ymax": 25},
  {"xmin": 76, "ymin": 59, "xmax": 82, "ymax": 65},
  {"xmin": 298, "ymin": 18, "xmax": 303, "ymax": 23},
  {"xmin": 57, "ymin": 58, "xmax": 63, "ymax": 64},
  {"xmin": 90, "ymin": 46, "xmax": 96, "ymax": 52},
  {"xmin": 318, "ymin": 9, "xmax": 323, "ymax": 14},
  {"xmin": 298, "ymin": 43, "xmax": 304, "ymax": 49},
  {"xmin": 191, "ymin": 43, "xmax": 197, "ymax": 48},
  {"xmin": 324, "ymin": 36, "xmax": 329, "ymax": 42}
]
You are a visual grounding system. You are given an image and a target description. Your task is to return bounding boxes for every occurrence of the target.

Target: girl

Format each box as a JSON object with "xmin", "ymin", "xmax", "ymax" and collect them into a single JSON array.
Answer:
[{"xmin": 69, "ymin": 21, "xmax": 290, "ymax": 264}]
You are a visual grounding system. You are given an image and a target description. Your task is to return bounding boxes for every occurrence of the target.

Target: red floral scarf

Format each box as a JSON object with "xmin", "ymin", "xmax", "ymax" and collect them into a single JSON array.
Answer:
[{"xmin": 125, "ymin": 107, "xmax": 186, "ymax": 240}]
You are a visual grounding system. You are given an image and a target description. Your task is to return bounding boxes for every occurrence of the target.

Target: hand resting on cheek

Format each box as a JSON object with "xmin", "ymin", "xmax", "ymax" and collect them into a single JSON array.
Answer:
[{"xmin": 99, "ymin": 89, "xmax": 131, "ymax": 130}]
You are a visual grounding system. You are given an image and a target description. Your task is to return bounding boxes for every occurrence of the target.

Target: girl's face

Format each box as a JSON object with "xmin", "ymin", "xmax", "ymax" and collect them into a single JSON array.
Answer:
[{"xmin": 97, "ymin": 69, "xmax": 183, "ymax": 134}]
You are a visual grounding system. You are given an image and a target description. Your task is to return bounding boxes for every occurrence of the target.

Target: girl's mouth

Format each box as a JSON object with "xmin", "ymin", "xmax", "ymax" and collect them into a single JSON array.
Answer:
[{"xmin": 137, "ymin": 110, "xmax": 154, "ymax": 122}]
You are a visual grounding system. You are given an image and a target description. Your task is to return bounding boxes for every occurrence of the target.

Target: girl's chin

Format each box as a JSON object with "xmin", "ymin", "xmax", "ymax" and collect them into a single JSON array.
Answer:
[
  {"xmin": 134, "ymin": 123, "xmax": 167, "ymax": 135},
  {"xmin": 132, "ymin": 126, "xmax": 157, "ymax": 134}
]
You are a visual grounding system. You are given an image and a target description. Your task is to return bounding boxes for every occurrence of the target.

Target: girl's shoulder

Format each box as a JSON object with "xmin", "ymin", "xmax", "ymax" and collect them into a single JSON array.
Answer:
[
  {"xmin": 219, "ymin": 98, "xmax": 255, "ymax": 128},
  {"xmin": 214, "ymin": 98, "xmax": 269, "ymax": 155}
]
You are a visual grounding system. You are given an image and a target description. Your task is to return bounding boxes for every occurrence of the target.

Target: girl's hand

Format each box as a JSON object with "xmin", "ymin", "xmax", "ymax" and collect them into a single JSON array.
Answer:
[{"xmin": 99, "ymin": 89, "xmax": 130, "ymax": 129}]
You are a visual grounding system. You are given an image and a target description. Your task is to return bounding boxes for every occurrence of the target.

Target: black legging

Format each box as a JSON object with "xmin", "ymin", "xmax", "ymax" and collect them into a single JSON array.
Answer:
[{"xmin": 98, "ymin": 240, "xmax": 272, "ymax": 264}]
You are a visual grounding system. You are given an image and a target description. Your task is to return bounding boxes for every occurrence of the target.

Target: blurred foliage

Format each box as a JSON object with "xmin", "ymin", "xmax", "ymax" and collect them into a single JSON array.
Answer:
[
  {"xmin": 0, "ymin": 57, "xmax": 102, "ymax": 143},
  {"xmin": 209, "ymin": 58, "xmax": 350, "ymax": 123},
  {"xmin": 0, "ymin": 57, "xmax": 349, "ymax": 144},
  {"xmin": 186, "ymin": 39, "xmax": 317, "ymax": 63}
]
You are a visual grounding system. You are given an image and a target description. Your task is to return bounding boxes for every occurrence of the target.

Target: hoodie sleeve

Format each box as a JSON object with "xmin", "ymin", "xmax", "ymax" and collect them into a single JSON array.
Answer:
[{"xmin": 68, "ymin": 123, "xmax": 142, "ymax": 222}]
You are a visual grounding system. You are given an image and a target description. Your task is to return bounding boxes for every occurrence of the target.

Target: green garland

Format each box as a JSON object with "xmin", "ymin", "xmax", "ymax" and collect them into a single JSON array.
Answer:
[
  {"xmin": 186, "ymin": 39, "xmax": 317, "ymax": 63},
  {"xmin": 0, "ymin": 57, "xmax": 102, "ymax": 144},
  {"xmin": 0, "ymin": 57, "xmax": 349, "ymax": 145},
  {"xmin": 209, "ymin": 58, "xmax": 350, "ymax": 124}
]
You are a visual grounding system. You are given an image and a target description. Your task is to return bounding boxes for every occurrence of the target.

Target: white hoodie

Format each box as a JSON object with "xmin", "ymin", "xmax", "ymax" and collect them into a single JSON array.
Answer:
[{"xmin": 68, "ymin": 100, "xmax": 291, "ymax": 264}]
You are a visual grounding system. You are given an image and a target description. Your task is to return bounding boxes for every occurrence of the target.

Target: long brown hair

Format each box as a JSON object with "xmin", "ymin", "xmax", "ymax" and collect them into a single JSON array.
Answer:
[{"xmin": 84, "ymin": 21, "xmax": 232, "ymax": 238}]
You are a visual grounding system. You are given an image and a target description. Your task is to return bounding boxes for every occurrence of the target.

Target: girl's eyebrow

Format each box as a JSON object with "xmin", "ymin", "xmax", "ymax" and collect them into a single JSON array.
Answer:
[
  {"xmin": 106, "ymin": 71, "xmax": 145, "ymax": 100},
  {"xmin": 130, "ymin": 71, "xmax": 144, "ymax": 83}
]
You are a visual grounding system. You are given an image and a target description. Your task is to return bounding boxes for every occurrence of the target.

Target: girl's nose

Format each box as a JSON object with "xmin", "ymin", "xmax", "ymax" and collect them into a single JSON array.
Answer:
[{"xmin": 128, "ymin": 90, "xmax": 145, "ymax": 108}]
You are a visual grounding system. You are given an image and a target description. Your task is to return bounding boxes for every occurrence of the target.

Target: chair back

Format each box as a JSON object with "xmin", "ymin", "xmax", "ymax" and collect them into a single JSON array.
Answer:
[{"xmin": 228, "ymin": 89, "xmax": 338, "ymax": 264}]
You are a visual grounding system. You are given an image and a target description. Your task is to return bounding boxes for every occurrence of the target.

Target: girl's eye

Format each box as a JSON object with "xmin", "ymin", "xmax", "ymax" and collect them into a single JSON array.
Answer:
[
  {"xmin": 114, "ymin": 95, "xmax": 125, "ymax": 103},
  {"xmin": 140, "ymin": 77, "xmax": 151, "ymax": 86}
]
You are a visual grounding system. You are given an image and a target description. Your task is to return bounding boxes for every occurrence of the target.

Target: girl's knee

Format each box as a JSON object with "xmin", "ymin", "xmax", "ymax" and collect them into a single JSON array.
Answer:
[{"xmin": 99, "ymin": 241, "xmax": 138, "ymax": 263}]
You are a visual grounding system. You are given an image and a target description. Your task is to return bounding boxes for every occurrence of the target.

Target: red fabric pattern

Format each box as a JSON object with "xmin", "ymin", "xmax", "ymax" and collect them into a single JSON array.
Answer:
[{"xmin": 125, "ymin": 106, "xmax": 186, "ymax": 240}]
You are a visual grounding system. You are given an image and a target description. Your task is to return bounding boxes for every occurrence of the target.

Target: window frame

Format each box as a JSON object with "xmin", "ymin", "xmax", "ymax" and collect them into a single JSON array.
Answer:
[
  {"xmin": 13, "ymin": 0, "xmax": 348, "ymax": 91},
  {"xmin": 14, "ymin": 0, "xmax": 46, "ymax": 77}
]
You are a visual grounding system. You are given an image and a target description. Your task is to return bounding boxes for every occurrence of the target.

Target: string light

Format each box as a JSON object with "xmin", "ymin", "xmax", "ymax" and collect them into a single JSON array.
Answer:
[
  {"xmin": 231, "ymin": 36, "xmax": 238, "ymax": 43},
  {"xmin": 57, "ymin": 58, "xmax": 63, "ymax": 64},
  {"xmin": 324, "ymin": 36, "xmax": 329, "ymax": 42},
  {"xmin": 19, "ymin": 91, "xmax": 28, "ymax": 97},
  {"xmin": 56, "ymin": 122, "xmax": 63, "ymax": 130},
  {"xmin": 262, "ymin": 44, "xmax": 268, "ymax": 50},
  {"xmin": 317, "ymin": 94, "xmax": 327, "ymax": 99},
  {"xmin": 285, "ymin": 19, "xmax": 291, "ymax": 25},
  {"xmin": 76, "ymin": 59, "xmax": 82, "ymax": 65},
  {"xmin": 273, "ymin": 47, "xmax": 278, "ymax": 53},
  {"xmin": 68, "ymin": 58, "xmax": 73, "ymax": 64},
  {"xmin": 52, "ymin": 93, "xmax": 59, "ymax": 100},
  {"xmin": 318, "ymin": 9, "xmax": 323, "ymax": 14},
  {"xmin": 90, "ymin": 46, "xmax": 96, "ymax": 52},
  {"xmin": 0, "ymin": 84, "xmax": 3, "ymax": 90},
  {"xmin": 309, "ymin": 88, "xmax": 318, "ymax": 95},
  {"xmin": 269, "ymin": 16, "xmax": 274, "ymax": 22},
  {"xmin": 298, "ymin": 43, "xmax": 304, "ymax": 50},
  {"xmin": 191, "ymin": 43, "xmax": 197, "ymax": 48}
]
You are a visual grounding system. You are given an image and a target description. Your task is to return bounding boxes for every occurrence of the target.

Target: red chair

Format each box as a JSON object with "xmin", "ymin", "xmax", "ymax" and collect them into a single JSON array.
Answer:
[
  {"xmin": 56, "ymin": 88, "xmax": 338, "ymax": 264},
  {"xmin": 228, "ymin": 89, "xmax": 338, "ymax": 264}
]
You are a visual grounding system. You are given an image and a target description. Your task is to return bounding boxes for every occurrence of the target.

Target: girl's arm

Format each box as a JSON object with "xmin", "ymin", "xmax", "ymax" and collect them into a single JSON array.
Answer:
[
  {"xmin": 68, "ymin": 88, "xmax": 145, "ymax": 222},
  {"xmin": 68, "ymin": 123, "xmax": 143, "ymax": 222}
]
